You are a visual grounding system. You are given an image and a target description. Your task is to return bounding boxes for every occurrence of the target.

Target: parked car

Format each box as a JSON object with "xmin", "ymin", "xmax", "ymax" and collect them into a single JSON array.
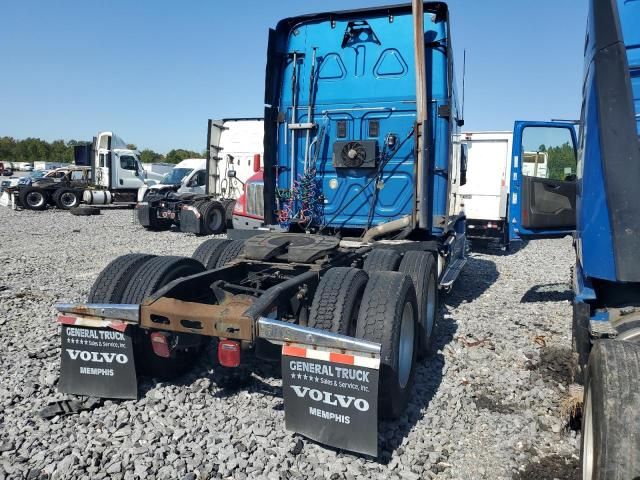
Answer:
[{"xmin": 17, "ymin": 169, "xmax": 58, "ymax": 187}]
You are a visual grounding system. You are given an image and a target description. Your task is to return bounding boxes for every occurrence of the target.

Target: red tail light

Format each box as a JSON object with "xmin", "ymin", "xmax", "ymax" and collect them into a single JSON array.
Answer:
[
  {"xmin": 253, "ymin": 154, "xmax": 261, "ymax": 173},
  {"xmin": 150, "ymin": 332, "xmax": 171, "ymax": 358},
  {"xmin": 218, "ymin": 339, "xmax": 241, "ymax": 367}
]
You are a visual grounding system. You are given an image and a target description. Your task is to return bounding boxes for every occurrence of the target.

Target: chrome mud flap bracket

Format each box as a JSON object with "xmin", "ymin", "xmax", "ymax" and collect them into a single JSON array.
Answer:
[{"xmin": 257, "ymin": 317, "xmax": 381, "ymax": 456}]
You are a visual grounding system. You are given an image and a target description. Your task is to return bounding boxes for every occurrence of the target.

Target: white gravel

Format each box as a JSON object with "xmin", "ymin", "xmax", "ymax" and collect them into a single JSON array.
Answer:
[{"xmin": 0, "ymin": 207, "xmax": 579, "ymax": 479}]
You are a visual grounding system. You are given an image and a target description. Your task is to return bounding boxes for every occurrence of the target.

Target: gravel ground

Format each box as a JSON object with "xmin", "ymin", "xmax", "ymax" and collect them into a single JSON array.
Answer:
[{"xmin": 0, "ymin": 208, "xmax": 580, "ymax": 479}]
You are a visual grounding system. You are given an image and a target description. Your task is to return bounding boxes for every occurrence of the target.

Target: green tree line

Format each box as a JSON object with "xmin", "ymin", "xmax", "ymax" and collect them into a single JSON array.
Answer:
[
  {"xmin": 0, "ymin": 136, "xmax": 206, "ymax": 165},
  {"xmin": 538, "ymin": 142, "xmax": 577, "ymax": 181}
]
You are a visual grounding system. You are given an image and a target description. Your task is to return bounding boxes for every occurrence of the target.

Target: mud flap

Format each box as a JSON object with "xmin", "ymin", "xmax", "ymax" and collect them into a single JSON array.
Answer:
[
  {"xmin": 179, "ymin": 205, "xmax": 202, "ymax": 234},
  {"xmin": 58, "ymin": 325, "xmax": 137, "ymax": 399},
  {"xmin": 135, "ymin": 202, "xmax": 152, "ymax": 227},
  {"xmin": 281, "ymin": 345, "xmax": 380, "ymax": 456}
]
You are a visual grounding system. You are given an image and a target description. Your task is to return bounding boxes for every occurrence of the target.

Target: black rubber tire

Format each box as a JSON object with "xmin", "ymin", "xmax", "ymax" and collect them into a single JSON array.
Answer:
[
  {"xmin": 70, "ymin": 206, "xmax": 101, "ymax": 216},
  {"xmin": 54, "ymin": 189, "xmax": 80, "ymax": 210},
  {"xmin": 581, "ymin": 340, "xmax": 640, "ymax": 479},
  {"xmin": 121, "ymin": 256, "xmax": 206, "ymax": 378},
  {"xmin": 399, "ymin": 251, "xmax": 438, "ymax": 357},
  {"xmin": 222, "ymin": 199, "xmax": 236, "ymax": 228},
  {"xmin": 215, "ymin": 240, "xmax": 245, "ymax": 268},
  {"xmin": 192, "ymin": 239, "xmax": 232, "ymax": 269},
  {"xmin": 88, "ymin": 254, "xmax": 156, "ymax": 303},
  {"xmin": 19, "ymin": 187, "xmax": 48, "ymax": 211},
  {"xmin": 199, "ymin": 201, "xmax": 227, "ymax": 235},
  {"xmin": 308, "ymin": 267, "xmax": 368, "ymax": 336},
  {"xmin": 121, "ymin": 256, "xmax": 205, "ymax": 304},
  {"xmin": 363, "ymin": 249, "xmax": 401, "ymax": 272},
  {"xmin": 355, "ymin": 271, "xmax": 418, "ymax": 419}
]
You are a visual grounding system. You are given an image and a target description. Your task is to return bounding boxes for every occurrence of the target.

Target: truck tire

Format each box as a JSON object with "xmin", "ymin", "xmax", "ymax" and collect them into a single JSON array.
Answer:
[
  {"xmin": 88, "ymin": 253, "xmax": 156, "ymax": 303},
  {"xmin": 355, "ymin": 271, "xmax": 418, "ymax": 419},
  {"xmin": 363, "ymin": 249, "xmax": 401, "ymax": 272},
  {"xmin": 308, "ymin": 267, "xmax": 368, "ymax": 336},
  {"xmin": 121, "ymin": 256, "xmax": 205, "ymax": 304},
  {"xmin": 121, "ymin": 256, "xmax": 207, "ymax": 378},
  {"xmin": 222, "ymin": 199, "xmax": 236, "ymax": 228},
  {"xmin": 581, "ymin": 340, "xmax": 640, "ymax": 480},
  {"xmin": 192, "ymin": 238, "xmax": 232, "ymax": 269},
  {"xmin": 19, "ymin": 187, "xmax": 48, "ymax": 211},
  {"xmin": 54, "ymin": 189, "xmax": 80, "ymax": 210},
  {"xmin": 399, "ymin": 251, "xmax": 438, "ymax": 357},
  {"xmin": 199, "ymin": 201, "xmax": 226, "ymax": 235},
  {"xmin": 215, "ymin": 240, "xmax": 245, "ymax": 268},
  {"xmin": 70, "ymin": 206, "xmax": 100, "ymax": 216}
]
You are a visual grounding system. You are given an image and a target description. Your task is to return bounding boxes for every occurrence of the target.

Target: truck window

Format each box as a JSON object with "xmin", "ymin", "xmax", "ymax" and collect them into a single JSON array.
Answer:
[
  {"xmin": 70, "ymin": 170, "xmax": 85, "ymax": 181},
  {"xmin": 99, "ymin": 154, "xmax": 105, "ymax": 168},
  {"xmin": 522, "ymin": 127, "xmax": 576, "ymax": 181},
  {"xmin": 120, "ymin": 155, "xmax": 138, "ymax": 171},
  {"xmin": 194, "ymin": 170, "xmax": 207, "ymax": 186}
]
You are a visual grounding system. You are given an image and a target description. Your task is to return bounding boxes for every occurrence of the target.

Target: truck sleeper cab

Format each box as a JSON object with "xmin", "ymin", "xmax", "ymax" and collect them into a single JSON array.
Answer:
[{"xmin": 55, "ymin": 2, "xmax": 467, "ymax": 456}]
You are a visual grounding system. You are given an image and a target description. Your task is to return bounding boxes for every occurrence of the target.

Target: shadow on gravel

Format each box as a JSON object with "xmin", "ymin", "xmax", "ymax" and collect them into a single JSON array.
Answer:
[
  {"xmin": 376, "ymin": 308, "xmax": 459, "ymax": 463},
  {"xmin": 443, "ymin": 257, "xmax": 499, "ymax": 308},
  {"xmin": 513, "ymin": 454, "xmax": 579, "ymax": 480},
  {"xmin": 520, "ymin": 283, "xmax": 573, "ymax": 304}
]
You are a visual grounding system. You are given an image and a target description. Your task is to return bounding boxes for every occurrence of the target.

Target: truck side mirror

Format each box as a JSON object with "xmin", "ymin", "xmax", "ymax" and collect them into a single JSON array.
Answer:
[
  {"xmin": 253, "ymin": 154, "xmax": 261, "ymax": 173},
  {"xmin": 228, "ymin": 170, "xmax": 237, "ymax": 178}
]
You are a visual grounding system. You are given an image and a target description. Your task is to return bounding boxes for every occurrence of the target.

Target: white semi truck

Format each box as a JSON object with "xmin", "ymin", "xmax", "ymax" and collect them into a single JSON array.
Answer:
[
  {"xmin": 3, "ymin": 132, "xmax": 149, "ymax": 210},
  {"xmin": 136, "ymin": 118, "xmax": 263, "ymax": 234}
]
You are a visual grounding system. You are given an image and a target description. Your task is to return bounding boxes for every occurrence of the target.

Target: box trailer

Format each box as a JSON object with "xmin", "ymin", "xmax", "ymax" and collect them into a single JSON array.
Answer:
[{"xmin": 459, "ymin": 131, "xmax": 512, "ymax": 248}]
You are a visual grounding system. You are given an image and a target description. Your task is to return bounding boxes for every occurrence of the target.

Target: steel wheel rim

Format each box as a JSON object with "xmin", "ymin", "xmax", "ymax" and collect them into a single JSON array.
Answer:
[
  {"xmin": 61, "ymin": 192, "xmax": 76, "ymax": 207},
  {"xmin": 425, "ymin": 274, "xmax": 436, "ymax": 338},
  {"xmin": 208, "ymin": 209, "xmax": 223, "ymax": 230},
  {"xmin": 27, "ymin": 191, "xmax": 44, "ymax": 207},
  {"xmin": 398, "ymin": 302, "xmax": 415, "ymax": 388},
  {"xmin": 582, "ymin": 381, "xmax": 594, "ymax": 479}
]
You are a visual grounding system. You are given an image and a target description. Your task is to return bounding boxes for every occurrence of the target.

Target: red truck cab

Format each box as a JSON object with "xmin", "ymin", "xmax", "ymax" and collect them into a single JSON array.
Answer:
[{"xmin": 232, "ymin": 154, "xmax": 264, "ymax": 229}]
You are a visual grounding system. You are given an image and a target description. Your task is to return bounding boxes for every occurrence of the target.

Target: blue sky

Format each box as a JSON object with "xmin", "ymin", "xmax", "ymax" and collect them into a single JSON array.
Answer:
[{"xmin": 0, "ymin": 1, "xmax": 587, "ymax": 153}]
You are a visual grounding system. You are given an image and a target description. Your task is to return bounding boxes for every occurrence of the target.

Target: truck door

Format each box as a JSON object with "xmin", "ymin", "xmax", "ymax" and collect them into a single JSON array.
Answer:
[
  {"xmin": 112, "ymin": 152, "xmax": 144, "ymax": 190},
  {"xmin": 509, "ymin": 121, "xmax": 577, "ymax": 240},
  {"xmin": 179, "ymin": 169, "xmax": 207, "ymax": 195}
]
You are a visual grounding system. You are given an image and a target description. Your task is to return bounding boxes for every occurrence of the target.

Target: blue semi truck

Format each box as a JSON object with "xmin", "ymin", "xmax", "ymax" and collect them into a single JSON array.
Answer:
[
  {"xmin": 506, "ymin": 1, "xmax": 640, "ymax": 478},
  {"xmin": 54, "ymin": 2, "xmax": 467, "ymax": 455}
]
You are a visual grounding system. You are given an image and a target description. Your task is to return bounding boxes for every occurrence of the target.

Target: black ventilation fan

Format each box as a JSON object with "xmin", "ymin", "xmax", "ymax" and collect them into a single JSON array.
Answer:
[
  {"xmin": 332, "ymin": 140, "xmax": 377, "ymax": 168},
  {"xmin": 340, "ymin": 142, "xmax": 367, "ymax": 167}
]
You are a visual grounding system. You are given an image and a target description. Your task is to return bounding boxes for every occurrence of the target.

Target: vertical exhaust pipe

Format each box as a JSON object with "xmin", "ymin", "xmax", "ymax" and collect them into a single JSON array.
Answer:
[{"xmin": 412, "ymin": 0, "xmax": 429, "ymax": 229}]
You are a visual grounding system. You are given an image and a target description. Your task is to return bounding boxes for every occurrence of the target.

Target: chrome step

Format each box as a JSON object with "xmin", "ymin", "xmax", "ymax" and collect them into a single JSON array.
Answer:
[{"xmin": 439, "ymin": 257, "xmax": 467, "ymax": 288}]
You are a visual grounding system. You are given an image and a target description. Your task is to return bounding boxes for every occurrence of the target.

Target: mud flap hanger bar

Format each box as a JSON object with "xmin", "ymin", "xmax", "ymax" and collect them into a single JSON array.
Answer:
[
  {"xmin": 257, "ymin": 316, "xmax": 380, "ymax": 357},
  {"xmin": 54, "ymin": 303, "xmax": 140, "ymax": 323}
]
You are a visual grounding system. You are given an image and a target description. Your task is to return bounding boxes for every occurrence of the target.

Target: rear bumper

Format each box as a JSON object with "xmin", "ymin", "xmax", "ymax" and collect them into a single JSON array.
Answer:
[{"xmin": 54, "ymin": 302, "xmax": 380, "ymax": 357}]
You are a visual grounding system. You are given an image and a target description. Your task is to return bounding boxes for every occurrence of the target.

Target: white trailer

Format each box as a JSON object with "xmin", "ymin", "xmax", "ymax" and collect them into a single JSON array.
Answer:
[
  {"xmin": 207, "ymin": 118, "xmax": 264, "ymax": 200},
  {"xmin": 459, "ymin": 131, "xmax": 513, "ymax": 247}
]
